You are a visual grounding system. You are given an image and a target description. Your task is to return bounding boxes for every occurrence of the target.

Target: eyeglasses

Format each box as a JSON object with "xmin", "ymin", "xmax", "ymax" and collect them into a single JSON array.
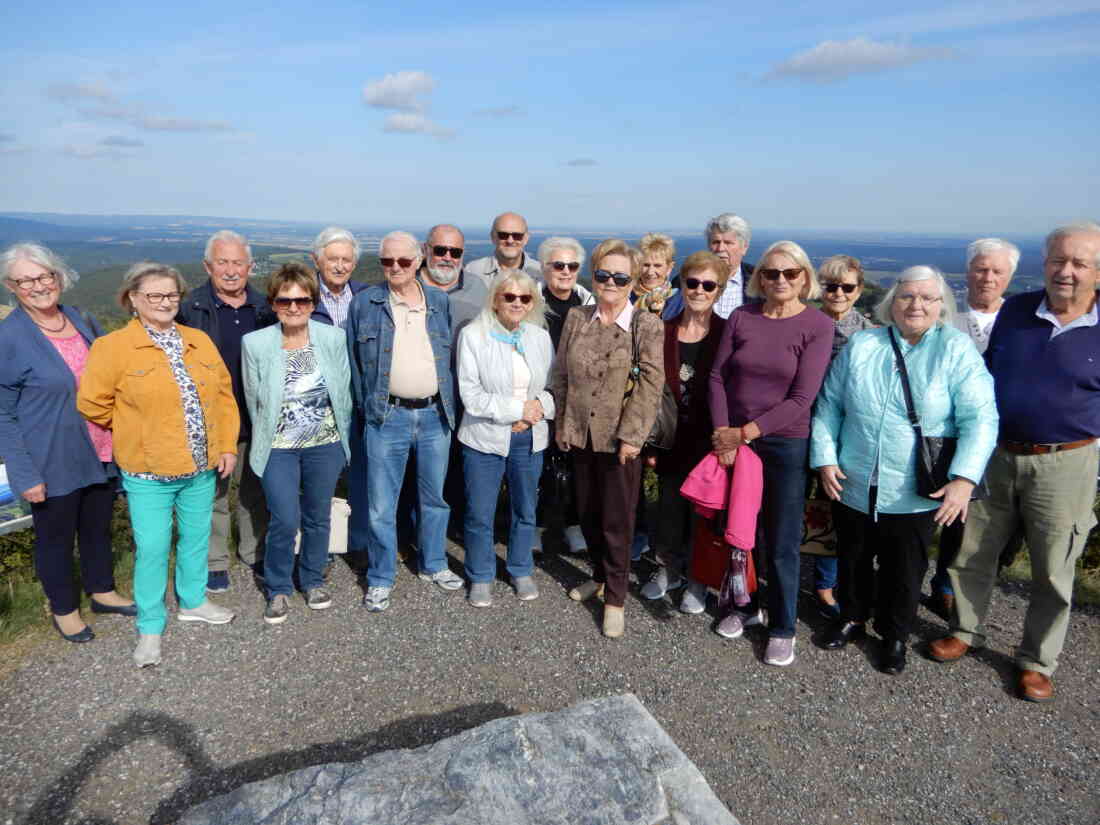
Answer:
[
  {"xmin": 759, "ymin": 268, "xmax": 804, "ymax": 282},
  {"xmin": 379, "ymin": 257, "xmax": 416, "ymax": 269},
  {"xmin": 823, "ymin": 282, "xmax": 858, "ymax": 294},
  {"xmin": 895, "ymin": 294, "xmax": 943, "ymax": 306},
  {"xmin": 683, "ymin": 277, "xmax": 719, "ymax": 293},
  {"xmin": 431, "ymin": 245, "xmax": 464, "ymax": 259},
  {"xmin": 139, "ymin": 292, "xmax": 181, "ymax": 304},
  {"xmin": 593, "ymin": 270, "xmax": 631, "ymax": 287},
  {"xmin": 496, "ymin": 231, "xmax": 525, "ymax": 242},
  {"xmin": 8, "ymin": 272, "xmax": 58, "ymax": 291},
  {"xmin": 548, "ymin": 261, "xmax": 580, "ymax": 273},
  {"xmin": 273, "ymin": 296, "xmax": 315, "ymax": 309},
  {"xmin": 499, "ymin": 292, "xmax": 533, "ymax": 305}
]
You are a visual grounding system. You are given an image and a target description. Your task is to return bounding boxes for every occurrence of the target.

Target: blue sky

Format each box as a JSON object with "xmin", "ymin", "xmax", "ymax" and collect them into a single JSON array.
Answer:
[{"xmin": 2, "ymin": 0, "xmax": 1098, "ymax": 234}]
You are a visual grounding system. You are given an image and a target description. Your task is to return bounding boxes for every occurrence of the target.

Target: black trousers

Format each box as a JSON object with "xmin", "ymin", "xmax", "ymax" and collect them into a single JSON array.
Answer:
[
  {"xmin": 30, "ymin": 482, "xmax": 115, "ymax": 615},
  {"xmin": 833, "ymin": 491, "xmax": 937, "ymax": 642}
]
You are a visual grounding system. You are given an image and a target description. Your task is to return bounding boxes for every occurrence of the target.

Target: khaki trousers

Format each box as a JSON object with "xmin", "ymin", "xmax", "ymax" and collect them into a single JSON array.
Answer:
[
  {"xmin": 208, "ymin": 440, "xmax": 269, "ymax": 570},
  {"xmin": 948, "ymin": 444, "xmax": 1098, "ymax": 675}
]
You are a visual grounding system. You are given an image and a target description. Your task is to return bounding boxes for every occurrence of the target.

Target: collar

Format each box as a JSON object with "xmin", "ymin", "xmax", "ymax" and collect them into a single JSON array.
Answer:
[
  {"xmin": 489, "ymin": 251, "xmax": 529, "ymax": 275},
  {"xmin": 389, "ymin": 279, "xmax": 426, "ymax": 310},
  {"xmin": 211, "ymin": 284, "xmax": 254, "ymax": 309},
  {"xmin": 1036, "ymin": 293, "xmax": 1099, "ymax": 337},
  {"xmin": 320, "ymin": 280, "xmax": 351, "ymax": 300},
  {"xmin": 588, "ymin": 300, "xmax": 634, "ymax": 331}
]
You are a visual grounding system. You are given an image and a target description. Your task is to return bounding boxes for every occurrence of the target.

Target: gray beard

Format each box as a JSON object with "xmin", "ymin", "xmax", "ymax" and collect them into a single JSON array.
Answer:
[{"xmin": 428, "ymin": 265, "xmax": 460, "ymax": 285}]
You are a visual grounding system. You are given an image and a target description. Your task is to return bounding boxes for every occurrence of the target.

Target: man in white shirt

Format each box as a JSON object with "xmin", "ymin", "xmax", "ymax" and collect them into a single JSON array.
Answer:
[
  {"xmin": 464, "ymin": 212, "xmax": 543, "ymax": 287},
  {"xmin": 311, "ymin": 226, "xmax": 367, "ymax": 329},
  {"xmin": 706, "ymin": 213, "xmax": 753, "ymax": 319},
  {"xmin": 952, "ymin": 237, "xmax": 1020, "ymax": 354}
]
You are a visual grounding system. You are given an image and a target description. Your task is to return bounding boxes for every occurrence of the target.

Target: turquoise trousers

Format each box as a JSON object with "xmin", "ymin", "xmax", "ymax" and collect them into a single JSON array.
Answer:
[{"xmin": 122, "ymin": 470, "xmax": 216, "ymax": 634}]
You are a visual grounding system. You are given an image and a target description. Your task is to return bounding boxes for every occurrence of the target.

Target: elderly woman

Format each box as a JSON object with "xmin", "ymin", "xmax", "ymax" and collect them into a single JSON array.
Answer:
[
  {"xmin": 639, "ymin": 251, "xmax": 730, "ymax": 610},
  {"xmin": 632, "ymin": 232, "xmax": 677, "ymax": 315},
  {"xmin": 78, "ymin": 262, "xmax": 239, "ymax": 667},
  {"xmin": 709, "ymin": 241, "xmax": 834, "ymax": 666},
  {"xmin": 242, "ymin": 263, "xmax": 351, "ymax": 625},
  {"xmin": 457, "ymin": 271, "xmax": 554, "ymax": 606},
  {"xmin": 551, "ymin": 239, "xmax": 663, "ymax": 638},
  {"xmin": 0, "ymin": 244, "xmax": 134, "ymax": 642},
  {"xmin": 811, "ymin": 266, "xmax": 998, "ymax": 674}
]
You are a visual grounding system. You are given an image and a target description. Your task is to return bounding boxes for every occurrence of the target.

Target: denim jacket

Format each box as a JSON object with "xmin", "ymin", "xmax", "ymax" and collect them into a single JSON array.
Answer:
[{"xmin": 346, "ymin": 278, "xmax": 456, "ymax": 429}]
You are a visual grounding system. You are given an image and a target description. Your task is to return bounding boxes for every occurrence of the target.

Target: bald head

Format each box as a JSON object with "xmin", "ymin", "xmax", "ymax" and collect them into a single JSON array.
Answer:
[{"xmin": 491, "ymin": 212, "xmax": 529, "ymax": 267}]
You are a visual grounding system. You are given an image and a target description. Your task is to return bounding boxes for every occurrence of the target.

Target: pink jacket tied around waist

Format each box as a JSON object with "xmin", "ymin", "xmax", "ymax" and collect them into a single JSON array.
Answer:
[{"xmin": 679, "ymin": 445, "xmax": 763, "ymax": 550}]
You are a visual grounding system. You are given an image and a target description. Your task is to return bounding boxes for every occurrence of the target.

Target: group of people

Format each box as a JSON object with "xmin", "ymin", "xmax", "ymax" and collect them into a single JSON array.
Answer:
[{"xmin": 1, "ymin": 211, "xmax": 1098, "ymax": 704}]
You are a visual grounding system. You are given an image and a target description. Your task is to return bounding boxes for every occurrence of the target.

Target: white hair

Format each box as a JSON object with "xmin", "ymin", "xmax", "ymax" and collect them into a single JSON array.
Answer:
[
  {"xmin": 1045, "ymin": 221, "xmax": 1100, "ymax": 268},
  {"xmin": 380, "ymin": 230, "xmax": 421, "ymax": 260},
  {"xmin": 0, "ymin": 242, "xmax": 78, "ymax": 290},
  {"xmin": 537, "ymin": 236, "xmax": 585, "ymax": 266},
  {"xmin": 475, "ymin": 269, "xmax": 547, "ymax": 330},
  {"xmin": 704, "ymin": 213, "xmax": 751, "ymax": 247},
  {"xmin": 204, "ymin": 230, "xmax": 252, "ymax": 264},
  {"xmin": 966, "ymin": 238, "xmax": 1020, "ymax": 275},
  {"xmin": 874, "ymin": 265, "xmax": 957, "ymax": 327},
  {"xmin": 312, "ymin": 226, "xmax": 360, "ymax": 259}
]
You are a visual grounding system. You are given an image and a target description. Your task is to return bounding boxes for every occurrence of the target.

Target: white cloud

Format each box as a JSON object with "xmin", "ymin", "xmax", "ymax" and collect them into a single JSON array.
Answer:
[
  {"xmin": 100, "ymin": 135, "xmax": 144, "ymax": 147},
  {"xmin": 63, "ymin": 143, "xmax": 122, "ymax": 159},
  {"xmin": 139, "ymin": 116, "xmax": 233, "ymax": 132},
  {"xmin": 865, "ymin": 1, "xmax": 1100, "ymax": 38},
  {"xmin": 46, "ymin": 82, "xmax": 118, "ymax": 103},
  {"xmin": 382, "ymin": 113, "xmax": 455, "ymax": 140},
  {"xmin": 362, "ymin": 70, "xmax": 436, "ymax": 112},
  {"xmin": 766, "ymin": 37, "xmax": 956, "ymax": 82},
  {"xmin": 473, "ymin": 105, "xmax": 525, "ymax": 118}
]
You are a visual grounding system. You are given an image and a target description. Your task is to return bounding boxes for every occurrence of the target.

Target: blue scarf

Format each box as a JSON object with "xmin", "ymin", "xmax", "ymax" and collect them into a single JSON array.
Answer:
[{"xmin": 489, "ymin": 322, "xmax": 525, "ymax": 355}]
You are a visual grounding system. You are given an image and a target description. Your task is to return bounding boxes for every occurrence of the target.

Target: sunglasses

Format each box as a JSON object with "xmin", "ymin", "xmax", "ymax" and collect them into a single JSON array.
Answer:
[
  {"xmin": 273, "ymin": 296, "xmax": 315, "ymax": 309},
  {"xmin": 683, "ymin": 277, "xmax": 719, "ymax": 293},
  {"xmin": 431, "ymin": 245, "xmax": 463, "ymax": 259},
  {"xmin": 593, "ymin": 270, "xmax": 631, "ymax": 287},
  {"xmin": 499, "ymin": 292, "xmax": 533, "ymax": 305},
  {"xmin": 548, "ymin": 261, "xmax": 580, "ymax": 273},
  {"xmin": 496, "ymin": 231, "xmax": 525, "ymax": 242},
  {"xmin": 759, "ymin": 267, "xmax": 804, "ymax": 282},
  {"xmin": 379, "ymin": 257, "xmax": 416, "ymax": 269},
  {"xmin": 823, "ymin": 282, "xmax": 858, "ymax": 294}
]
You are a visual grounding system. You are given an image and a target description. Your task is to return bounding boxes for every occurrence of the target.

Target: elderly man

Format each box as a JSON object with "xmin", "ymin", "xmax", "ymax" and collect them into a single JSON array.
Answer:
[
  {"xmin": 663, "ymin": 213, "xmax": 753, "ymax": 320},
  {"xmin": 177, "ymin": 230, "xmax": 275, "ymax": 592},
  {"xmin": 930, "ymin": 222, "xmax": 1100, "ymax": 703},
  {"xmin": 464, "ymin": 212, "xmax": 543, "ymax": 287},
  {"xmin": 311, "ymin": 226, "xmax": 368, "ymax": 328},
  {"xmin": 348, "ymin": 231, "xmax": 462, "ymax": 612},
  {"xmin": 420, "ymin": 224, "xmax": 488, "ymax": 340}
]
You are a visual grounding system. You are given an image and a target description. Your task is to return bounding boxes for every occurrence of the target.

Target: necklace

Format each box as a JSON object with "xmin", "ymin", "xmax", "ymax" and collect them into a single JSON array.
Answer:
[{"xmin": 31, "ymin": 313, "xmax": 67, "ymax": 333}]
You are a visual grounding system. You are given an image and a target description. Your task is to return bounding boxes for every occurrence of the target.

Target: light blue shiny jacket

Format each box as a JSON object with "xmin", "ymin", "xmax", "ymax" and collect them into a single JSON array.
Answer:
[
  {"xmin": 810, "ymin": 324, "xmax": 998, "ymax": 516},
  {"xmin": 241, "ymin": 321, "xmax": 353, "ymax": 476}
]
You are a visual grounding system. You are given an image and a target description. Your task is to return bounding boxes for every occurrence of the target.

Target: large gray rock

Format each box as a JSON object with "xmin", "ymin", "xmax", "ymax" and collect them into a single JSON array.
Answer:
[{"xmin": 180, "ymin": 694, "xmax": 739, "ymax": 825}]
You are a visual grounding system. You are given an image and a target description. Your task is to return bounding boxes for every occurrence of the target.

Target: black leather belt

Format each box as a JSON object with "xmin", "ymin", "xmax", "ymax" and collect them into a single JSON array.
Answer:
[{"xmin": 388, "ymin": 394, "xmax": 439, "ymax": 409}]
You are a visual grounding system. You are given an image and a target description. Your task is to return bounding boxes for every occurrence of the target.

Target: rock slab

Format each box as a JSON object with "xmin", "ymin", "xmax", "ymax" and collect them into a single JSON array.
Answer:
[{"xmin": 180, "ymin": 693, "xmax": 739, "ymax": 824}]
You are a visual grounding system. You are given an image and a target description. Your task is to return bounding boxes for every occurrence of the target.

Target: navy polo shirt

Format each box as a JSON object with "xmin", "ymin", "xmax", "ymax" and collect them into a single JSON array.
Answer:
[{"xmin": 214, "ymin": 295, "xmax": 259, "ymax": 439}]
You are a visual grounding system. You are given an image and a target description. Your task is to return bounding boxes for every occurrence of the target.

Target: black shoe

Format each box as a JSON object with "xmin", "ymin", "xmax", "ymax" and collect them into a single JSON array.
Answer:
[
  {"xmin": 52, "ymin": 616, "xmax": 94, "ymax": 643},
  {"xmin": 882, "ymin": 639, "xmax": 907, "ymax": 675},
  {"xmin": 822, "ymin": 621, "xmax": 865, "ymax": 650},
  {"xmin": 90, "ymin": 599, "xmax": 137, "ymax": 617}
]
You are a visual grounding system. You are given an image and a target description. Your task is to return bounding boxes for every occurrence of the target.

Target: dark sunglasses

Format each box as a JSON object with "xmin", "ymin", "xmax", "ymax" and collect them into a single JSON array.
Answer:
[
  {"xmin": 593, "ymin": 270, "xmax": 631, "ymax": 287},
  {"xmin": 823, "ymin": 282, "xmax": 858, "ymax": 294},
  {"xmin": 496, "ymin": 231, "xmax": 525, "ymax": 241},
  {"xmin": 379, "ymin": 257, "xmax": 416, "ymax": 269},
  {"xmin": 759, "ymin": 267, "xmax": 804, "ymax": 282},
  {"xmin": 684, "ymin": 277, "xmax": 719, "ymax": 293},
  {"xmin": 549, "ymin": 261, "xmax": 580, "ymax": 273},
  {"xmin": 431, "ymin": 245, "xmax": 463, "ymax": 259},
  {"xmin": 273, "ymin": 296, "xmax": 315, "ymax": 309},
  {"xmin": 500, "ymin": 292, "xmax": 533, "ymax": 305}
]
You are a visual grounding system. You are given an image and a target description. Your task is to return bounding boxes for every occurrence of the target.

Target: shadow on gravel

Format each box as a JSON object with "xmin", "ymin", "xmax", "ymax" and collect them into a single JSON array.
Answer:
[{"xmin": 23, "ymin": 702, "xmax": 516, "ymax": 825}]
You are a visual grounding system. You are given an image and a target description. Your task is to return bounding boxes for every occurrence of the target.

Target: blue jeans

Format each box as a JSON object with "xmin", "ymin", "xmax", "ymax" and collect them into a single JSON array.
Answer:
[
  {"xmin": 462, "ymin": 430, "xmax": 543, "ymax": 583},
  {"xmin": 365, "ymin": 403, "xmax": 452, "ymax": 587},
  {"xmin": 260, "ymin": 441, "xmax": 346, "ymax": 598},
  {"xmin": 814, "ymin": 555, "xmax": 838, "ymax": 591},
  {"xmin": 346, "ymin": 419, "xmax": 370, "ymax": 553}
]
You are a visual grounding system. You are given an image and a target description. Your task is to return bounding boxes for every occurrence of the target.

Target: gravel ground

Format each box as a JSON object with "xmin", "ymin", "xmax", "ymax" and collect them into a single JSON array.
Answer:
[{"xmin": 1, "ymin": 540, "xmax": 1098, "ymax": 825}]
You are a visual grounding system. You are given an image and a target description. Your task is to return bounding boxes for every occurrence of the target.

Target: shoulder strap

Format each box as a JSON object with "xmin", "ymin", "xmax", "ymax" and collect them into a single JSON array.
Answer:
[{"xmin": 887, "ymin": 326, "xmax": 923, "ymax": 438}]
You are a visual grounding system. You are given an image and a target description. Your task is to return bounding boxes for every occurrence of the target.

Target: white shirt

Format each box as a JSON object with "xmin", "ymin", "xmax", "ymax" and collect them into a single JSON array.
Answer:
[{"xmin": 712, "ymin": 270, "xmax": 744, "ymax": 319}]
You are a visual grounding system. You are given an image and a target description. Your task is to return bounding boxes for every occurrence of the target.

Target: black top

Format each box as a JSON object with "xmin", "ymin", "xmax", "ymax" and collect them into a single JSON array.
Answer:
[{"xmin": 543, "ymin": 286, "xmax": 585, "ymax": 351}]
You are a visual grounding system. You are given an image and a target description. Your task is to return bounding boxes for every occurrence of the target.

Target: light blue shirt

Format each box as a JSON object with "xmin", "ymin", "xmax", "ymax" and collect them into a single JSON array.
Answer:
[{"xmin": 1035, "ymin": 294, "xmax": 1099, "ymax": 339}]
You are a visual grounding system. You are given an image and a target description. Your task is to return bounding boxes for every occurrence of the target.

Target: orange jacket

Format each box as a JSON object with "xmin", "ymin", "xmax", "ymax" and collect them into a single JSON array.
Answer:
[{"xmin": 77, "ymin": 319, "xmax": 240, "ymax": 476}]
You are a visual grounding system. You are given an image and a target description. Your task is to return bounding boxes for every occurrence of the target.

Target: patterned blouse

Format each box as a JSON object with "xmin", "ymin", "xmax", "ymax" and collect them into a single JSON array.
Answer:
[
  {"xmin": 271, "ymin": 346, "xmax": 340, "ymax": 450},
  {"xmin": 831, "ymin": 309, "xmax": 876, "ymax": 360},
  {"xmin": 130, "ymin": 324, "xmax": 208, "ymax": 482}
]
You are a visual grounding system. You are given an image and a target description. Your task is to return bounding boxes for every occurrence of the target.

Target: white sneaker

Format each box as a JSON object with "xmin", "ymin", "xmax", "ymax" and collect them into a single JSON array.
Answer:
[
  {"xmin": 419, "ymin": 567, "xmax": 464, "ymax": 591},
  {"xmin": 564, "ymin": 525, "xmax": 588, "ymax": 553},
  {"xmin": 640, "ymin": 568, "xmax": 686, "ymax": 600},
  {"xmin": 678, "ymin": 580, "xmax": 708, "ymax": 614},
  {"xmin": 133, "ymin": 634, "xmax": 162, "ymax": 668},
  {"xmin": 715, "ymin": 609, "xmax": 764, "ymax": 639},
  {"xmin": 178, "ymin": 600, "xmax": 235, "ymax": 625}
]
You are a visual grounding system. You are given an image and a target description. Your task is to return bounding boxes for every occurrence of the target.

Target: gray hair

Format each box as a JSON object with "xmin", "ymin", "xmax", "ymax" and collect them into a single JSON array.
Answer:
[
  {"xmin": 537, "ymin": 236, "xmax": 586, "ymax": 267},
  {"xmin": 704, "ymin": 213, "xmax": 751, "ymax": 247},
  {"xmin": 1, "ymin": 242, "xmax": 78, "ymax": 290},
  {"xmin": 203, "ymin": 230, "xmax": 252, "ymax": 264},
  {"xmin": 118, "ymin": 261, "xmax": 188, "ymax": 313},
  {"xmin": 380, "ymin": 230, "xmax": 421, "ymax": 261},
  {"xmin": 966, "ymin": 238, "xmax": 1020, "ymax": 275},
  {"xmin": 1044, "ymin": 221, "xmax": 1100, "ymax": 268},
  {"xmin": 478, "ymin": 269, "xmax": 546, "ymax": 330},
  {"xmin": 874, "ymin": 265, "xmax": 957, "ymax": 327},
  {"xmin": 312, "ymin": 226, "xmax": 360, "ymax": 260}
]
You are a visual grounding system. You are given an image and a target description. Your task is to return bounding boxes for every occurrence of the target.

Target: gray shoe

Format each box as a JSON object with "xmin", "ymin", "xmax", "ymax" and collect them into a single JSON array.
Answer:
[
  {"xmin": 512, "ymin": 575, "xmax": 539, "ymax": 601},
  {"xmin": 764, "ymin": 635, "xmax": 796, "ymax": 667},
  {"xmin": 178, "ymin": 600, "xmax": 235, "ymax": 625},
  {"xmin": 715, "ymin": 609, "xmax": 764, "ymax": 639},
  {"xmin": 678, "ymin": 580, "xmax": 708, "ymax": 614},
  {"xmin": 419, "ymin": 567, "xmax": 464, "ymax": 591},
  {"xmin": 468, "ymin": 581, "xmax": 493, "ymax": 608},
  {"xmin": 363, "ymin": 586, "xmax": 392, "ymax": 612},
  {"xmin": 640, "ymin": 567, "xmax": 685, "ymax": 600},
  {"xmin": 264, "ymin": 594, "xmax": 290, "ymax": 625},
  {"xmin": 133, "ymin": 634, "xmax": 162, "ymax": 668},
  {"xmin": 306, "ymin": 587, "xmax": 332, "ymax": 610},
  {"xmin": 563, "ymin": 524, "xmax": 587, "ymax": 553}
]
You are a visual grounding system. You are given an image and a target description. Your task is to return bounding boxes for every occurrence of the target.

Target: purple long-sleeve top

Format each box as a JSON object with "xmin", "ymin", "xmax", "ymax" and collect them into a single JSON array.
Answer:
[{"xmin": 709, "ymin": 302, "xmax": 834, "ymax": 438}]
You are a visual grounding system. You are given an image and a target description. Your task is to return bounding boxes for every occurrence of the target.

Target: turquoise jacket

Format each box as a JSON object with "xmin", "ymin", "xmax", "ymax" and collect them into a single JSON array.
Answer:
[
  {"xmin": 810, "ymin": 323, "xmax": 998, "ymax": 516},
  {"xmin": 241, "ymin": 321, "xmax": 353, "ymax": 477}
]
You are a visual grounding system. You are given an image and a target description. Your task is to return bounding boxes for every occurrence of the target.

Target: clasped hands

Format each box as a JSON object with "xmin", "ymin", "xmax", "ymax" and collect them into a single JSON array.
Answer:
[
  {"xmin": 711, "ymin": 423, "xmax": 760, "ymax": 467},
  {"xmin": 511, "ymin": 399, "xmax": 544, "ymax": 433}
]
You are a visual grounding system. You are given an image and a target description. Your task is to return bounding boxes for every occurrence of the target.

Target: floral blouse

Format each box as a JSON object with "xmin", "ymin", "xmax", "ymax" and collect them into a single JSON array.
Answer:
[{"xmin": 271, "ymin": 345, "xmax": 340, "ymax": 450}]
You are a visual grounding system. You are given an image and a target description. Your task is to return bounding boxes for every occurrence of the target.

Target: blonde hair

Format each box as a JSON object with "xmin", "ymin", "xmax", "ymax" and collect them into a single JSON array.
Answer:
[{"xmin": 745, "ymin": 240, "xmax": 820, "ymax": 301}]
